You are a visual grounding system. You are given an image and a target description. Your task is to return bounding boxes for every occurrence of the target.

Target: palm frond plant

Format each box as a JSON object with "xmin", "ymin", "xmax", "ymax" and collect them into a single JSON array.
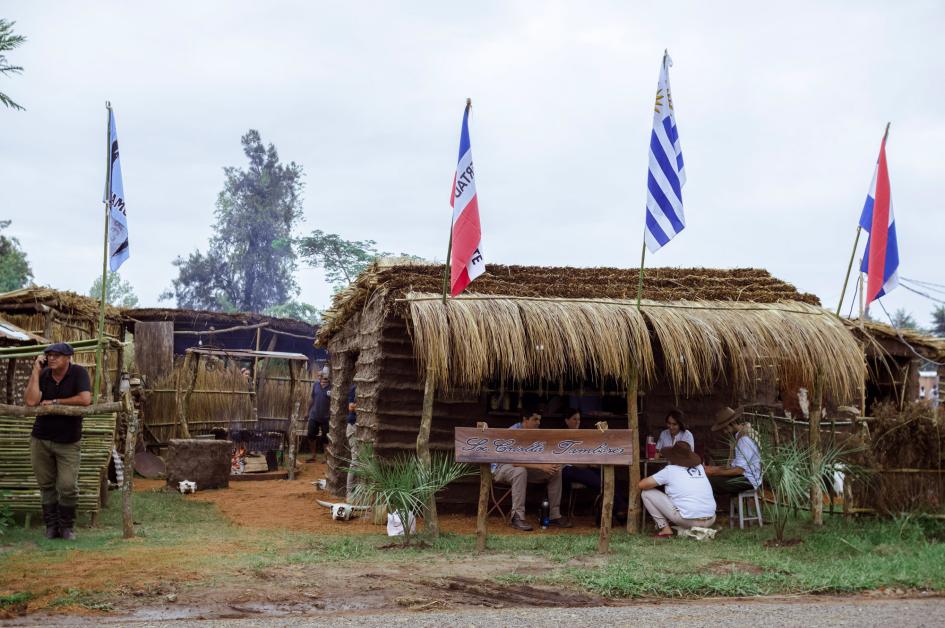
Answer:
[
  {"xmin": 347, "ymin": 444, "xmax": 474, "ymax": 546},
  {"xmin": 0, "ymin": 19, "xmax": 26, "ymax": 111},
  {"xmin": 761, "ymin": 437, "xmax": 866, "ymax": 545}
]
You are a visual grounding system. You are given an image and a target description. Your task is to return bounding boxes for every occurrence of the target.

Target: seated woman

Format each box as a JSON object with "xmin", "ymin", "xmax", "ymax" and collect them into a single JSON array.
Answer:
[
  {"xmin": 560, "ymin": 408, "xmax": 627, "ymax": 522},
  {"xmin": 638, "ymin": 441, "xmax": 716, "ymax": 537},
  {"xmin": 704, "ymin": 406, "xmax": 762, "ymax": 494},
  {"xmin": 654, "ymin": 408, "xmax": 694, "ymax": 457}
]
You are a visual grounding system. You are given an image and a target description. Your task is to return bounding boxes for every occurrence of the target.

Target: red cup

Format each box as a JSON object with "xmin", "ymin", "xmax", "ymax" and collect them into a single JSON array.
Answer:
[{"xmin": 646, "ymin": 442, "xmax": 657, "ymax": 459}]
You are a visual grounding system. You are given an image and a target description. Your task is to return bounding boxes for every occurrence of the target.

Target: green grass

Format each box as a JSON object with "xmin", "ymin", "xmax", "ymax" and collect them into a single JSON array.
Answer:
[{"xmin": 2, "ymin": 489, "xmax": 944, "ymax": 603}]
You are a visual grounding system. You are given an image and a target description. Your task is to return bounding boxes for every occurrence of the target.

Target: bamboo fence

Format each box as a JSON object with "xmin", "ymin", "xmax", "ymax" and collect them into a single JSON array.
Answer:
[{"xmin": 0, "ymin": 414, "xmax": 116, "ymax": 514}]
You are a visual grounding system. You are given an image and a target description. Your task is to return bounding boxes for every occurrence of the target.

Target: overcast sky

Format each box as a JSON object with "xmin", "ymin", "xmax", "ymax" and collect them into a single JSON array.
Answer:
[{"xmin": 2, "ymin": 1, "xmax": 943, "ymax": 326}]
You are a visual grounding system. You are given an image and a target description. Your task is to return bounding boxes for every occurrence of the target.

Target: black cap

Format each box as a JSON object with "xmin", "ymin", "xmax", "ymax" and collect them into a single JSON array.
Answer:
[{"xmin": 43, "ymin": 342, "xmax": 74, "ymax": 356}]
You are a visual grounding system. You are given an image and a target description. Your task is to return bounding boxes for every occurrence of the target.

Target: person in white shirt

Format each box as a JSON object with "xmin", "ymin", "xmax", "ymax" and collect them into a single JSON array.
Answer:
[
  {"xmin": 638, "ymin": 441, "xmax": 717, "ymax": 537},
  {"xmin": 704, "ymin": 406, "xmax": 763, "ymax": 494},
  {"xmin": 654, "ymin": 409, "xmax": 695, "ymax": 457}
]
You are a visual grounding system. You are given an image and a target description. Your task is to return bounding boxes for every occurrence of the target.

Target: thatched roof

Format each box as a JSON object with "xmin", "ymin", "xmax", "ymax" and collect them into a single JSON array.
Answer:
[
  {"xmin": 319, "ymin": 262, "xmax": 863, "ymax": 400},
  {"xmin": 848, "ymin": 319, "xmax": 945, "ymax": 362},
  {"xmin": 124, "ymin": 308, "xmax": 316, "ymax": 338},
  {"xmin": 0, "ymin": 287, "xmax": 121, "ymax": 320}
]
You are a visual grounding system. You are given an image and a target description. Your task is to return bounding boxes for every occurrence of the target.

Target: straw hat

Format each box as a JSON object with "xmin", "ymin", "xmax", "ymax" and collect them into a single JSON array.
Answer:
[
  {"xmin": 710, "ymin": 406, "xmax": 744, "ymax": 432},
  {"xmin": 664, "ymin": 441, "xmax": 701, "ymax": 467}
]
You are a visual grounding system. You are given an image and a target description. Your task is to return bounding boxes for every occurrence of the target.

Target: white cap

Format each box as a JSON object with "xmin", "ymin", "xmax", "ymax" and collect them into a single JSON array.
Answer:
[{"xmin": 320, "ymin": 366, "xmax": 330, "ymax": 378}]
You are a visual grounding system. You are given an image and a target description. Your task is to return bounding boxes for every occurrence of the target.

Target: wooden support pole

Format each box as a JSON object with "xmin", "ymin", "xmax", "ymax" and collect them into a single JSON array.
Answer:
[
  {"xmin": 417, "ymin": 366, "xmax": 439, "ymax": 537},
  {"xmin": 122, "ymin": 394, "xmax": 139, "ymax": 539},
  {"xmin": 6, "ymin": 358, "xmax": 16, "ymax": 404},
  {"xmin": 597, "ymin": 421, "xmax": 613, "ymax": 553},
  {"xmin": 476, "ymin": 463, "xmax": 490, "ymax": 552},
  {"xmin": 809, "ymin": 373, "xmax": 824, "ymax": 526},
  {"xmin": 626, "ymin": 363, "xmax": 641, "ymax": 533},
  {"xmin": 178, "ymin": 354, "xmax": 199, "ymax": 439},
  {"xmin": 286, "ymin": 361, "xmax": 301, "ymax": 480}
]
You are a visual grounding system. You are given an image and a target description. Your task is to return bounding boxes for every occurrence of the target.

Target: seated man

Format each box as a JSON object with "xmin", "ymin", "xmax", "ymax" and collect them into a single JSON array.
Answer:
[
  {"xmin": 492, "ymin": 412, "xmax": 573, "ymax": 531},
  {"xmin": 704, "ymin": 406, "xmax": 763, "ymax": 494},
  {"xmin": 560, "ymin": 408, "xmax": 628, "ymax": 522},
  {"xmin": 638, "ymin": 442, "xmax": 717, "ymax": 537}
]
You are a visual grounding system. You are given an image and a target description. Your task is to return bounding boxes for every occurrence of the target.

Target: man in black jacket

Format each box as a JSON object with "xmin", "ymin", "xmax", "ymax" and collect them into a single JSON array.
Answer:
[{"xmin": 24, "ymin": 342, "xmax": 92, "ymax": 540}]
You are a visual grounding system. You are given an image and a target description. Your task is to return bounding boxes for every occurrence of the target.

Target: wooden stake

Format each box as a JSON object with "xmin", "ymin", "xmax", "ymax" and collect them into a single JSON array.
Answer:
[
  {"xmin": 476, "ymin": 463, "xmax": 490, "ymax": 552},
  {"xmin": 809, "ymin": 373, "xmax": 824, "ymax": 526},
  {"xmin": 417, "ymin": 367, "xmax": 438, "ymax": 537},
  {"xmin": 635, "ymin": 243, "xmax": 646, "ymax": 310},
  {"xmin": 626, "ymin": 361, "xmax": 641, "ymax": 533},
  {"xmin": 121, "ymin": 393, "xmax": 139, "ymax": 539},
  {"xmin": 597, "ymin": 421, "xmax": 613, "ymax": 554},
  {"xmin": 286, "ymin": 361, "xmax": 301, "ymax": 480}
]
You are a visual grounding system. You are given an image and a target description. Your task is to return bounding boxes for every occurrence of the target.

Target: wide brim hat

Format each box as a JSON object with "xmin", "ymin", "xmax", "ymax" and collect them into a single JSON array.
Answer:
[
  {"xmin": 710, "ymin": 406, "xmax": 744, "ymax": 432},
  {"xmin": 664, "ymin": 441, "xmax": 701, "ymax": 467}
]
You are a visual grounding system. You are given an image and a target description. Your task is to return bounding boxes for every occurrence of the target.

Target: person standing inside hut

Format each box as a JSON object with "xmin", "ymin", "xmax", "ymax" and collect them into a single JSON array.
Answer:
[
  {"xmin": 23, "ymin": 343, "xmax": 92, "ymax": 540},
  {"xmin": 492, "ymin": 412, "xmax": 573, "ymax": 531},
  {"xmin": 704, "ymin": 406, "xmax": 762, "ymax": 495},
  {"xmin": 306, "ymin": 366, "xmax": 331, "ymax": 463}
]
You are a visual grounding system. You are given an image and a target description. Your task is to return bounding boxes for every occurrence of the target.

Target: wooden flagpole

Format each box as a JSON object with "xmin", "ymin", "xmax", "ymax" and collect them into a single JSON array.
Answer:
[
  {"xmin": 442, "ymin": 98, "xmax": 472, "ymax": 303},
  {"xmin": 635, "ymin": 243, "xmax": 646, "ymax": 310},
  {"xmin": 836, "ymin": 122, "xmax": 890, "ymax": 317},
  {"xmin": 93, "ymin": 102, "xmax": 113, "ymax": 400}
]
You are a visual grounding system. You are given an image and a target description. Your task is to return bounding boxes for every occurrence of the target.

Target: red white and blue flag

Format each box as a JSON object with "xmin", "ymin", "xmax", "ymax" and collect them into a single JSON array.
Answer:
[
  {"xmin": 449, "ymin": 102, "xmax": 485, "ymax": 296},
  {"xmin": 858, "ymin": 130, "xmax": 899, "ymax": 304}
]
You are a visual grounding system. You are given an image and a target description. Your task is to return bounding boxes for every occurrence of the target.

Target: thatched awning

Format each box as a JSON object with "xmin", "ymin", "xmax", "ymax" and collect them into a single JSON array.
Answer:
[
  {"xmin": 406, "ymin": 293, "xmax": 864, "ymax": 401},
  {"xmin": 0, "ymin": 287, "xmax": 121, "ymax": 320},
  {"xmin": 846, "ymin": 319, "xmax": 945, "ymax": 362}
]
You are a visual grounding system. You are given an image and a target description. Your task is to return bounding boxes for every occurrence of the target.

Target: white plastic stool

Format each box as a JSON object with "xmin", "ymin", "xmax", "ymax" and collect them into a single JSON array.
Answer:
[{"xmin": 729, "ymin": 488, "xmax": 763, "ymax": 528}]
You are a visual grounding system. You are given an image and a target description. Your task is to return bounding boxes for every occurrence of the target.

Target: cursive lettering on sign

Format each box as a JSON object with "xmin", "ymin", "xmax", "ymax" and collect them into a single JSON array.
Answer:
[
  {"xmin": 461, "ymin": 437, "xmax": 489, "ymax": 452},
  {"xmin": 493, "ymin": 439, "xmax": 545, "ymax": 454},
  {"xmin": 552, "ymin": 439, "xmax": 626, "ymax": 456}
]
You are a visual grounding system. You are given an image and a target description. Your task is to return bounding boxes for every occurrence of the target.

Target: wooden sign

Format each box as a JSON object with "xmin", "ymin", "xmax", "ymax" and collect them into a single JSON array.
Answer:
[{"xmin": 454, "ymin": 428, "xmax": 633, "ymax": 465}]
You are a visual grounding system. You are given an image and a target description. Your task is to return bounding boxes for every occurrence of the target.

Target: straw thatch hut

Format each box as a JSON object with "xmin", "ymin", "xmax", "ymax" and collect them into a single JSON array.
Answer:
[
  {"xmin": 122, "ymin": 308, "xmax": 325, "ymax": 448},
  {"xmin": 0, "ymin": 288, "xmax": 124, "ymax": 398},
  {"xmin": 316, "ymin": 261, "xmax": 865, "ymax": 505}
]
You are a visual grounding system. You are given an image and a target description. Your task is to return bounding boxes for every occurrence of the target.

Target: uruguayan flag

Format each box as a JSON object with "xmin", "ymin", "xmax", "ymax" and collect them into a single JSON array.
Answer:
[
  {"xmin": 105, "ymin": 107, "xmax": 129, "ymax": 271},
  {"xmin": 644, "ymin": 52, "xmax": 686, "ymax": 253}
]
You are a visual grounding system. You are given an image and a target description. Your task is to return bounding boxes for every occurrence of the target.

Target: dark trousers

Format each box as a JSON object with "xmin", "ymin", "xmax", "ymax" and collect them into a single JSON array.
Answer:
[
  {"xmin": 709, "ymin": 474, "xmax": 754, "ymax": 495},
  {"xmin": 307, "ymin": 419, "xmax": 328, "ymax": 452},
  {"xmin": 562, "ymin": 466, "xmax": 628, "ymax": 514}
]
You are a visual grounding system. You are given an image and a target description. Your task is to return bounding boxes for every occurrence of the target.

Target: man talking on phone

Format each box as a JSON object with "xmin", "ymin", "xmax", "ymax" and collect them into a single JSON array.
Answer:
[{"xmin": 24, "ymin": 342, "xmax": 92, "ymax": 540}]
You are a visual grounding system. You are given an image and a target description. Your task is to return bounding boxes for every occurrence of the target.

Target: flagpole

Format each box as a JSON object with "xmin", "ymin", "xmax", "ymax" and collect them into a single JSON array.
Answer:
[
  {"xmin": 94, "ymin": 102, "xmax": 113, "ymax": 400},
  {"xmin": 835, "ymin": 122, "xmax": 890, "ymax": 317},
  {"xmin": 635, "ymin": 243, "xmax": 646, "ymax": 310},
  {"xmin": 442, "ymin": 97, "xmax": 472, "ymax": 303}
]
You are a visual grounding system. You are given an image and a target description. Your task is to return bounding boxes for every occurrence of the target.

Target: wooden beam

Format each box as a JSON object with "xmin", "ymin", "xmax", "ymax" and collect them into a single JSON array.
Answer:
[
  {"xmin": 476, "ymin": 463, "xmax": 490, "ymax": 553},
  {"xmin": 809, "ymin": 373, "xmax": 824, "ymax": 526},
  {"xmin": 626, "ymin": 362, "xmax": 641, "ymax": 534},
  {"xmin": 417, "ymin": 366, "xmax": 438, "ymax": 537},
  {"xmin": 286, "ymin": 361, "xmax": 301, "ymax": 480},
  {"xmin": 0, "ymin": 401, "xmax": 123, "ymax": 416},
  {"xmin": 597, "ymin": 421, "xmax": 613, "ymax": 554},
  {"xmin": 173, "ymin": 321, "xmax": 269, "ymax": 336}
]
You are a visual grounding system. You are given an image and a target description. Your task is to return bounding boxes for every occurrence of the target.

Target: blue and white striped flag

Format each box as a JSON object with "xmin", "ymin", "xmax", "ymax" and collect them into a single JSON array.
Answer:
[{"xmin": 643, "ymin": 52, "xmax": 686, "ymax": 253}]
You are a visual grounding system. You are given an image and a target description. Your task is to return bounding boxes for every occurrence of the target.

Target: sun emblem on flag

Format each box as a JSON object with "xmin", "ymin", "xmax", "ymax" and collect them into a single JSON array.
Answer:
[{"xmin": 654, "ymin": 88, "xmax": 675, "ymax": 114}]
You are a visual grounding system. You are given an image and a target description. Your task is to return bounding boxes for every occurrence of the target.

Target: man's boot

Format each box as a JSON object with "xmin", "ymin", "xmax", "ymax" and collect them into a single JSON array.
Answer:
[
  {"xmin": 41, "ymin": 502, "xmax": 60, "ymax": 539},
  {"xmin": 58, "ymin": 505, "xmax": 77, "ymax": 541}
]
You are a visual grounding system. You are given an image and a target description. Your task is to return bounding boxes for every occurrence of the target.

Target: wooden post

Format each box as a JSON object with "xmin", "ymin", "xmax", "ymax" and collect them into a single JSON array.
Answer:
[
  {"xmin": 809, "ymin": 373, "xmax": 824, "ymax": 526},
  {"xmin": 122, "ymin": 393, "xmax": 139, "ymax": 539},
  {"xmin": 286, "ymin": 361, "xmax": 301, "ymax": 480},
  {"xmin": 597, "ymin": 421, "xmax": 613, "ymax": 553},
  {"xmin": 626, "ymin": 363, "xmax": 641, "ymax": 533},
  {"xmin": 5, "ymin": 357, "xmax": 16, "ymax": 404},
  {"xmin": 177, "ymin": 354, "xmax": 198, "ymax": 439},
  {"xmin": 476, "ymin": 463, "xmax": 490, "ymax": 552},
  {"xmin": 417, "ymin": 367, "xmax": 439, "ymax": 537}
]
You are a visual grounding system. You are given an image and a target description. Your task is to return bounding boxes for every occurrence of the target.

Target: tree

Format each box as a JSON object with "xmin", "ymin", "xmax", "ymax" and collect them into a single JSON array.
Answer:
[
  {"xmin": 297, "ymin": 230, "xmax": 425, "ymax": 291},
  {"xmin": 0, "ymin": 19, "xmax": 25, "ymax": 111},
  {"xmin": 162, "ymin": 130, "xmax": 304, "ymax": 312},
  {"xmin": 890, "ymin": 308, "xmax": 919, "ymax": 331},
  {"xmin": 263, "ymin": 300, "xmax": 321, "ymax": 325},
  {"xmin": 89, "ymin": 271, "xmax": 139, "ymax": 308},
  {"xmin": 0, "ymin": 220, "xmax": 33, "ymax": 291},
  {"xmin": 931, "ymin": 306, "xmax": 945, "ymax": 338}
]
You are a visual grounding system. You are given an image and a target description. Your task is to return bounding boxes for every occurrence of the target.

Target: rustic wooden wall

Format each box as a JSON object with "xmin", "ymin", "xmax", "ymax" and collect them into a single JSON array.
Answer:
[{"xmin": 133, "ymin": 321, "xmax": 174, "ymax": 383}]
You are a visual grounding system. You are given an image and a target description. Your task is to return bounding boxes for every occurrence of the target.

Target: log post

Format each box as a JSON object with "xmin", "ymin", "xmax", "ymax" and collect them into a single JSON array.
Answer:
[
  {"xmin": 122, "ymin": 393, "xmax": 139, "ymax": 539},
  {"xmin": 626, "ymin": 362, "xmax": 641, "ymax": 533},
  {"xmin": 476, "ymin": 463, "xmax": 491, "ymax": 552},
  {"xmin": 417, "ymin": 366, "xmax": 438, "ymax": 537},
  {"xmin": 809, "ymin": 373, "xmax": 824, "ymax": 526},
  {"xmin": 179, "ymin": 354, "xmax": 199, "ymax": 439},
  {"xmin": 597, "ymin": 421, "xmax": 613, "ymax": 553},
  {"xmin": 286, "ymin": 361, "xmax": 301, "ymax": 480},
  {"xmin": 5, "ymin": 357, "xmax": 16, "ymax": 404}
]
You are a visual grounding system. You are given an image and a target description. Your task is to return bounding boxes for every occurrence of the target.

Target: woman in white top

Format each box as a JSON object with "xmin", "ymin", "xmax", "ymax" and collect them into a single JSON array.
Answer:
[
  {"xmin": 654, "ymin": 409, "xmax": 695, "ymax": 457},
  {"xmin": 639, "ymin": 441, "xmax": 717, "ymax": 537}
]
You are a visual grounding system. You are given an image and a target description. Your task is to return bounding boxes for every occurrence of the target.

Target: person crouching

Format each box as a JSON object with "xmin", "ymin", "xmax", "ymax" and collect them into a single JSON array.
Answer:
[
  {"xmin": 23, "ymin": 343, "xmax": 92, "ymax": 540},
  {"xmin": 638, "ymin": 441, "xmax": 716, "ymax": 538}
]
